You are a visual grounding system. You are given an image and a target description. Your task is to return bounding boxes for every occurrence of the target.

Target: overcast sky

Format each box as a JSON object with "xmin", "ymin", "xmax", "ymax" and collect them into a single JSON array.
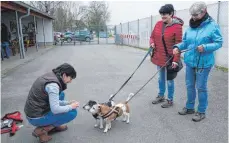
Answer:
[{"xmin": 105, "ymin": 1, "xmax": 218, "ymax": 25}]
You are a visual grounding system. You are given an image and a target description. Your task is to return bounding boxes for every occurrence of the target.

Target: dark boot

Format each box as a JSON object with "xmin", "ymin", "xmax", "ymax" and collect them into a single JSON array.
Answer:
[
  {"xmin": 38, "ymin": 134, "xmax": 52, "ymax": 143},
  {"xmin": 32, "ymin": 127, "xmax": 46, "ymax": 137},
  {"xmin": 49, "ymin": 125, "xmax": 68, "ymax": 133},
  {"xmin": 178, "ymin": 107, "xmax": 195, "ymax": 115},
  {"xmin": 152, "ymin": 95, "xmax": 165, "ymax": 104},
  {"xmin": 192, "ymin": 112, "xmax": 206, "ymax": 122},
  {"xmin": 161, "ymin": 99, "xmax": 173, "ymax": 108},
  {"xmin": 32, "ymin": 125, "xmax": 54, "ymax": 143}
]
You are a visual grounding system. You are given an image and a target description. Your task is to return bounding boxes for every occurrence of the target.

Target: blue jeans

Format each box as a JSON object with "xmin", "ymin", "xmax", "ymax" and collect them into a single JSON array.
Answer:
[
  {"xmin": 1, "ymin": 42, "xmax": 10, "ymax": 59},
  {"xmin": 185, "ymin": 65, "xmax": 211, "ymax": 113},
  {"xmin": 27, "ymin": 92, "xmax": 77, "ymax": 127},
  {"xmin": 157, "ymin": 66, "xmax": 174, "ymax": 101}
]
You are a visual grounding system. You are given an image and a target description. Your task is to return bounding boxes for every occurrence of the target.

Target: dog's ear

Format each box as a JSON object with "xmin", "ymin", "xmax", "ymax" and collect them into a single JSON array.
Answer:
[
  {"xmin": 92, "ymin": 100, "xmax": 97, "ymax": 104},
  {"xmin": 89, "ymin": 100, "xmax": 96, "ymax": 103},
  {"xmin": 88, "ymin": 100, "xmax": 97, "ymax": 106}
]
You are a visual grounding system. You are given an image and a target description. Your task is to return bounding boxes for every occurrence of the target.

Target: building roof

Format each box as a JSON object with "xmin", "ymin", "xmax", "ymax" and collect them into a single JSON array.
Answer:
[{"xmin": 1, "ymin": 1, "xmax": 55, "ymax": 20}]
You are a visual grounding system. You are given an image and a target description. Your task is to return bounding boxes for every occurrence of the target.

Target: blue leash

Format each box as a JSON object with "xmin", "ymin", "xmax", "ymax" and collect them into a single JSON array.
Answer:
[{"xmin": 109, "ymin": 47, "xmax": 153, "ymax": 101}]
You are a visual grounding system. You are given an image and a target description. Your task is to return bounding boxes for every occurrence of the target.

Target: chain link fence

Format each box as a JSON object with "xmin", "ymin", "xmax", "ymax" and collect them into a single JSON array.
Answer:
[{"xmin": 115, "ymin": 1, "xmax": 228, "ymax": 67}]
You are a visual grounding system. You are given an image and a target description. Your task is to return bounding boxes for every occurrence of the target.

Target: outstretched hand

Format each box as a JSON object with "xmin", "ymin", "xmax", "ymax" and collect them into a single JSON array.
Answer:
[{"xmin": 70, "ymin": 101, "xmax": 80, "ymax": 109}]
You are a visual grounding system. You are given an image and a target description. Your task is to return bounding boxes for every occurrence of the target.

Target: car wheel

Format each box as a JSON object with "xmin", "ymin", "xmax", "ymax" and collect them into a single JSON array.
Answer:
[
  {"xmin": 85, "ymin": 37, "xmax": 90, "ymax": 42},
  {"xmin": 67, "ymin": 38, "xmax": 72, "ymax": 43}
]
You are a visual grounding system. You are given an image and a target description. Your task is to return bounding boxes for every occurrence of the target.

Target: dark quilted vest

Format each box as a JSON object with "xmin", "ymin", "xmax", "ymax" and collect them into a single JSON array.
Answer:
[{"xmin": 24, "ymin": 72, "xmax": 63, "ymax": 118}]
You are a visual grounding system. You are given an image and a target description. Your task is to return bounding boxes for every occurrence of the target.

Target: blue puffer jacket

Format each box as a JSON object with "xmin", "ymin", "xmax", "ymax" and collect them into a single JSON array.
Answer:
[{"xmin": 174, "ymin": 17, "xmax": 223, "ymax": 68}]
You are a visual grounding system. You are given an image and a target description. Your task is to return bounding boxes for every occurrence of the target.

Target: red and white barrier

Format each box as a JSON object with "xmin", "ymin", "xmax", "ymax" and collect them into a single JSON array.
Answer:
[
  {"xmin": 119, "ymin": 34, "xmax": 139, "ymax": 46},
  {"xmin": 119, "ymin": 34, "xmax": 138, "ymax": 39}
]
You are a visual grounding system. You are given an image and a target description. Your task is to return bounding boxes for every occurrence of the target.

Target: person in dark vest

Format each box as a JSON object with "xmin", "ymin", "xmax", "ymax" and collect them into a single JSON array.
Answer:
[
  {"xmin": 24, "ymin": 63, "xmax": 79, "ymax": 143},
  {"xmin": 149, "ymin": 4, "xmax": 183, "ymax": 108}
]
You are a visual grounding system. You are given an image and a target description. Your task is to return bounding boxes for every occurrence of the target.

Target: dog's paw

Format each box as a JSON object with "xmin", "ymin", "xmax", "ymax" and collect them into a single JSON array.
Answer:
[
  {"xmin": 126, "ymin": 120, "xmax": 130, "ymax": 124},
  {"xmin": 103, "ymin": 129, "xmax": 108, "ymax": 133},
  {"xmin": 122, "ymin": 119, "xmax": 127, "ymax": 122},
  {"xmin": 94, "ymin": 124, "xmax": 99, "ymax": 128},
  {"xmin": 99, "ymin": 126, "xmax": 103, "ymax": 129}
]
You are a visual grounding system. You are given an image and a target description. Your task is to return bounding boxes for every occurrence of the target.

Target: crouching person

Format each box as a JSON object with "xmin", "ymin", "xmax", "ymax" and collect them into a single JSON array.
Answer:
[{"xmin": 24, "ymin": 63, "xmax": 79, "ymax": 143}]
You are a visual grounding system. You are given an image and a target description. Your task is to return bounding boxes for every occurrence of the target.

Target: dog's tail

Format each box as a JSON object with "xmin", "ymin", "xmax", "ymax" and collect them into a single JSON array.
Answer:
[
  {"xmin": 109, "ymin": 94, "xmax": 114, "ymax": 101},
  {"xmin": 109, "ymin": 94, "xmax": 115, "ymax": 106},
  {"xmin": 125, "ymin": 93, "xmax": 134, "ymax": 104}
]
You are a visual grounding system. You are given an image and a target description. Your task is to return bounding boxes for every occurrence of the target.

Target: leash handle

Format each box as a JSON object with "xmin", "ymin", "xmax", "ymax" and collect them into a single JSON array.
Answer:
[{"xmin": 109, "ymin": 47, "xmax": 153, "ymax": 101}]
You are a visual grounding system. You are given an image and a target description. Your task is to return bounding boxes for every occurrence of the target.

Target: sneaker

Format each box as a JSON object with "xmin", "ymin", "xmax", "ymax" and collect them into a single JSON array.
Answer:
[
  {"xmin": 152, "ymin": 95, "xmax": 165, "ymax": 104},
  {"xmin": 192, "ymin": 112, "xmax": 206, "ymax": 122},
  {"xmin": 161, "ymin": 99, "xmax": 173, "ymax": 108},
  {"xmin": 178, "ymin": 107, "xmax": 195, "ymax": 115}
]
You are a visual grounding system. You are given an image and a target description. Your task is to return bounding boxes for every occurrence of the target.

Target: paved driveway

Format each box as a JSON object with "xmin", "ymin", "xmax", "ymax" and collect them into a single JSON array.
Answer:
[{"xmin": 1, "ymin": 45, "xmax": 228, "ymax": 143}]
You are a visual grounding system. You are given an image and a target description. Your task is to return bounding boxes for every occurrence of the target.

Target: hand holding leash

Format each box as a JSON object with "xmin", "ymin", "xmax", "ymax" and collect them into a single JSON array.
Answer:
[
  {"xmin": 173, "ymin": 47, "xmax": 180, "ymax": 55},
  {"xmin": 173, "ymin": 47, "xmax": 195, "ymax": 55},
  {"xmin": 171, "ymin": 62, "xmax": 178, "ymax": 69},
  {"xmin": 150, "ymin": 43, "xmax": 155, "ymax": 48},
  {"xmin": 197, "ymin": 45, "xmax": 204, "ymax": 52}
]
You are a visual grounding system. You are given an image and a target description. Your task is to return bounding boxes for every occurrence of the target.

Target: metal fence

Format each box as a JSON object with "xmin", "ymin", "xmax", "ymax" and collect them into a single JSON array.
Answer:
[{"xmin": 115, "ymin": 1, "xmax": 228, "ymax": 67}]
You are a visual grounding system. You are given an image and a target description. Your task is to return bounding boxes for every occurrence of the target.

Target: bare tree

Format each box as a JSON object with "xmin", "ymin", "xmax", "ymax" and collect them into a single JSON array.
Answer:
[
  {"xmin": 25, "ymin": 1, "xmax": 111, "ymax": 32},
  {"xmin": 66, "ymin": 1, "xmax": 86, "ymax": 31},
  {"xmin": 52, "ymin": 1, "xmax": 86, "ymax": 32},
  {"xmin": 83, "ymin": 1, "xmax": 111, "ymax": 29},
  {"xmin": 29, "ymin": 1, "xmax": 63, "ymax": 15}
]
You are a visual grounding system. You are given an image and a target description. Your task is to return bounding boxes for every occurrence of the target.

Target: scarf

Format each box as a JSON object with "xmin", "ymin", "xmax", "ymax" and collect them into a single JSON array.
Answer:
[{"xmin": 189, "ymin": 12, "xmax": 209, "ymax": 28}]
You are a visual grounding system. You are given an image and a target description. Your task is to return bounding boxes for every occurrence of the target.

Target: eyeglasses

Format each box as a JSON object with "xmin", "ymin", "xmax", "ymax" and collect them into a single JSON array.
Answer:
[{"xmin": 191, "ymin": 12, "xmax": 202, "ymax": 17}]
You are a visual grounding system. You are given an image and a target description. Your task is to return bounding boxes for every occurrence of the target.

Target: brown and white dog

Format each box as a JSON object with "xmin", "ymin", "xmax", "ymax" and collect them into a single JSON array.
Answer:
[
  {"xmin": 88, "ymin": 93, "xmax": 134, "ymax": 133},
  {"xmin": 83, "ymin": 95, "xmax": 115, "ymax": 129}
]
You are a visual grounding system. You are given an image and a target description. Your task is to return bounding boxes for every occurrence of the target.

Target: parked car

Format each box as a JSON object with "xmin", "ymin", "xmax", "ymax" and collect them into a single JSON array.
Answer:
[
  {"xmin": 74, "ymin": 30, "xmax": 93, "ymax": 42},
  {"xmin": 63, "ymin": 32, "xmax": 74, "ymax": 43}
]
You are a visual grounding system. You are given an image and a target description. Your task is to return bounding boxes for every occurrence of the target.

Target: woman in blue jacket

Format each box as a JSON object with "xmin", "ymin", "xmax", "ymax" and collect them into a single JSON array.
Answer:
[{"xmin": 173, "ymin": 2, "xmax": 223, "ymax": 122}]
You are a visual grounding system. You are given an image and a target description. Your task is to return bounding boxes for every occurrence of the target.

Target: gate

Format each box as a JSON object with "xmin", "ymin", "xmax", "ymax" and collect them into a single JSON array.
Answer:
[{"xmin": 57, "ymin": 25, "xmax": 115, "ymax": 46}]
